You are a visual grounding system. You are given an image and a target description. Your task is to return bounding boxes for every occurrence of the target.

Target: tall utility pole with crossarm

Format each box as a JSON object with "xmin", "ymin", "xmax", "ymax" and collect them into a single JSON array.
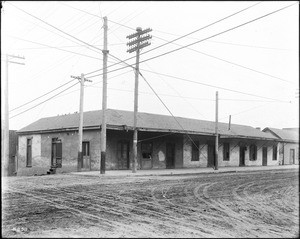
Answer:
[
  {"xmin": 71, "ymin": 74, "xmax": 92, "ymax": 172},
  {"xmin": 100, "ymin": 16, "xmax": 109, "ymax": 174},
  {"xmin": 126, "ymin": 27, "xmax": 152, "ymax": 173},
  {"xmin": 2, "ymin": 54, "xmax": 25, "ymax": 176}
]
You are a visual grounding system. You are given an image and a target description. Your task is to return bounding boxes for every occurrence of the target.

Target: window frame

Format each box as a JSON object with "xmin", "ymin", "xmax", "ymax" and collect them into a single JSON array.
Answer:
[
  {"xmin": 272, "ymin": 145, "xmax": 277, "ymax": 161},
  {"xmin": 223, "ymin": 142, "xmax": 230, "ymax": 161},
  {"xmin": 26, "ymin": 137, "xmax": 32, "ymax": 167},
  {"xmin": 249, "ymin": 144, "xmax": 257, "ymax": 161},
  {"xmin": 191, "ymin": 141, "xmax": 199, "ymax": 161}
]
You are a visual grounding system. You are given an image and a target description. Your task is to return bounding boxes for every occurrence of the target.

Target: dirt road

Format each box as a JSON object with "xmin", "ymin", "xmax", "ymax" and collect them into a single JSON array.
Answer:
[{"xmin": 2, "ymin": 169, "xmax": 299, "ymax": 238}]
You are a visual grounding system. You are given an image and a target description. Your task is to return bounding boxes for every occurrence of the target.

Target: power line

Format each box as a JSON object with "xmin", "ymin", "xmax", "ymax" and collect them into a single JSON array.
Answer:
[
  {"xmin": 84, "ymin": 1, "xmax": 262, "ymax": 76},
  {"xmin": 206, "ymin": 40, "xmax": 298, "ymax": 52},
  {"xmin": 153, "ymin": 34, "xmax": 295, "ymax": 85},
  {"xmin": 140, "ymin": 1, "xmax": 262, "ymax": 57},
  {"xmin": 10, "ymin": 82, "xmax": 79, "ymax": 119},
  {"xmin": 14, "ymin": 42, "xmax": 125, "ymax": 50},
  {"xmin": 219, "ymin": 104, "xmax": 268, "ymax": 121},
  {"xmin": 10, "ymin": 78, "xmax": 77, "ymax": 112},
  {"xmin": 8, "ymin": 2, "xmax": 104, "ymax": 54},
  {"xmin": 139, "ymin": 68, "xmax": 291, "ymax": 103},
  {"xmin": 85, "ymin": 2, "xmax": 297, "ymax": 78},
  {"xmin": 9, "ymin": 36, "xmax": 102, "ymax": 60},
  {"xmin": 89, "ymin": 51, "xmax": 291, "ymax": 103},
  {"xmin": 101, "ymin": 86, "xmax": 287, "ymax": 103},
  {"xmin": 138, "ymin": 71, "xmax": 205, "ymax": 156},
  {"xmin": 52, "ymin": 69, "xmax": 134, "ymax": 100}
]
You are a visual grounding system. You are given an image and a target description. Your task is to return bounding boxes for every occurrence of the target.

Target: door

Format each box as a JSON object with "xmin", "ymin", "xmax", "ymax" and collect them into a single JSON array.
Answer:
[
  {"xmin": 166, "ymin": 143, "xmax": 175, "ymax": 169},
  {"xmin": 207, "ymin": 144, "xmax": 215, "ymax": 167},
  {"xmin": 51, "ymin": 138, "xmax": 62, "ymax": 168},
  {"xmin": 290, "ymin": 149, "xmax": 295, "ymax": 164},
  {"xmin": 117, "ymin": 141, "xmax": 130, "ymax": 170},
  {"xmin": 239, "ymin": 145, "xmax": 245, "ymax": 166},
  {"xmin": 262, "ymin": 147, "xmax": 268, "ymax": 166},
  {"xmin": 82, "ymin": 141, "xmax": 91, "ymax": 170}
]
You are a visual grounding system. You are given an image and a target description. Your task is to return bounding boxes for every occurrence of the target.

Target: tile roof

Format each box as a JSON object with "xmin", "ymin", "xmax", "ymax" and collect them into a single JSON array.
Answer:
[
  {"xmin": 18, "ymin": 109, "xmax": 277, "ymax": 140},
  {"xmin": 263, "ymin": 127, "xmax": 299, "ymax": 142}
]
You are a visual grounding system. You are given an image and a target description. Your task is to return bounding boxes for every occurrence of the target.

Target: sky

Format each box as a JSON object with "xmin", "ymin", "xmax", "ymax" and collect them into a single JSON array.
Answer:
[{"xmin": 1, "ymin": 1, "xmax": 299, "ymax": 131}]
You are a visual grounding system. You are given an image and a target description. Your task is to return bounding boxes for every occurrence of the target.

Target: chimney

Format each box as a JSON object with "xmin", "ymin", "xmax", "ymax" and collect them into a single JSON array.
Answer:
[{"xmin": 256, "ymin": 127, "xmax": 261, "ymax": 131}]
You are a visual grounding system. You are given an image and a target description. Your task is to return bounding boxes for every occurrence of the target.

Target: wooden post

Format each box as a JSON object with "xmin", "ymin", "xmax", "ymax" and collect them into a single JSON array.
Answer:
[
  {"xmin": 100, "ymin": 16, "xmax": 108, "ymax": 174},
  {"xmin": 77, "ymin": 73, "xmax": 85, "ymax": 172},
  {"xmin": 215, "ymin": 91, "xmax": 219, "ymax": 170}
]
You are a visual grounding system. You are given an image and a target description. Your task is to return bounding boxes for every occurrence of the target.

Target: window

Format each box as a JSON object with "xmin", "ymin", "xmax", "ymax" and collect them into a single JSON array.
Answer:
[
  {"xmin": 272, "ymin": 145, "xmax": 277, "ymax": 161},
  {"xmin": 249, "ymin": 144, "xmax": 257, "ymax": 161},
  {"xmin": 223, "ymin": 143, "xmax": 230, "ymax": 161},
  {"xmin": 191, "ymin": 141, "xmax": 199, "ymax": 161},
  {"xmin": 82, "ymin": 141, "xmax": 90, "ymax": 156},
  {"xmin": 141, "ymin": 142, "xmax": 152, "ymax": 159},
  {"xmin": 26, "ymin": 138, "xmax": 32, "ymax": 167}
]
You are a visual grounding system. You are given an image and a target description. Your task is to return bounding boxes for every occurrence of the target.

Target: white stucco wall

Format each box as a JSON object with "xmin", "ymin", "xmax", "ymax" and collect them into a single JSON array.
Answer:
[{"xmin": 17, "ymin": 134, "xmax": 44, "ymax": 176}]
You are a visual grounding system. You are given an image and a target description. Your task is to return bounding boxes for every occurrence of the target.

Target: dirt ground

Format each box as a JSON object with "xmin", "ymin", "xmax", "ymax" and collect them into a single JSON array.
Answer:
[{"xmin": 2, "ymin": 168, "xmax": 299, "ymax": 238}]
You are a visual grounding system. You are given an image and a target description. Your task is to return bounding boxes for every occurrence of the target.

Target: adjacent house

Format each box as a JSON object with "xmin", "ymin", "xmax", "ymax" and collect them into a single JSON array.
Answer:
[
  {"xmin": 16, "ymin": 109, "xmax": 280, "ymax": 176},
  {"xmin": 1, "ymin": 130, "xmax": 18, "ymax": 176},
  {"xmin": 262, "ymin": 127, "xmax": 299, "ymax": 165}
]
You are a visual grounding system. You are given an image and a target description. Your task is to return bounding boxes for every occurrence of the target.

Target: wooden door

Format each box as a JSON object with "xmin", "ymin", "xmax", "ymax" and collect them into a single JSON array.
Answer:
[
  {"xmin": 207, "ymin": 144, "xmax": 215, "ymax": 167},
  {"xmin": 239, "ymin": 145, "xmax": 245, "ymax": 166},
  {"xmin": 82, "ymin": 141, "xmax": 91, "ymax": 170},
  {"xmin": 166, "ymin": 143, "xmax": 175, "ymax": 169},
  {"xmin": 117, "ymin": 141, "xmax": 129, "ymax": 170},
  {"xmin": 262, "ymin": 147, "xmax": 268, "ymax": 166},
  {"xmin": 290, "ymin": 149, "xmax": 295, "ymax": 164},
  {"xmin": 51, "ymin": 139, "xmax": 62, "ymax": 168}
]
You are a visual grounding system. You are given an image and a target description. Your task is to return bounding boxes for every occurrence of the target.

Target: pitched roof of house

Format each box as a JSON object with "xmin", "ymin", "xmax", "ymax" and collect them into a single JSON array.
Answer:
[
  {"xmin": 263, "ymin": 127, "xmax": 299, "ymax": 142},
  {"xmin": 18, "ymin": 109, "xmax": 277, "ymax": 140}
]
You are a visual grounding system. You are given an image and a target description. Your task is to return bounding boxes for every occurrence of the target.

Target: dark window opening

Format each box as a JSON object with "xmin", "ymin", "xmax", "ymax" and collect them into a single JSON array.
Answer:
[
  {"xmin": 272, "ymin": 145, "xmax": 277, "ymax": 161},
  {"xmin": 223, "ymin": 143, "xmax": 230, "ymax": 161},
  {"xmin": 191, "ymin": 141, "xmax": 199, "ymax": 161},
  {"xmin": 26, "ymin": 138, "xmax": 32, "ymax": 167},
  {"xmin": 249, "ymin": 144, "xmax": 257, "ymax": 161},
  {"xmin": 141, "ymin": 142, "xmax": 152, "ymax": 159}
]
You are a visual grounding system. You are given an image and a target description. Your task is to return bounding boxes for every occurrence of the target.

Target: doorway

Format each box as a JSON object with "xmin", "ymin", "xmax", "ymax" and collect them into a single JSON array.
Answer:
[
  {"xmin": 207, "ymin": 144, "xmax": 215, "ymax": 167},
  {"xmin": 262, "ymin": 147, "xmax": 267, "ymax": 166},
  {"xmin": 117, "ymin": 141, "xmax": 130, "ymax": 170},
  {"xmin": 51, "ymin": 138, "xmax": 62, "ymax": 168},
  {"xmin": 166, "ymin": 143, "xmax": 175, "ymax": 169},
  {"xmin": 82, "ymin": 141, "xmax": 91, "ymax": 170},
  {"xmin": 239, "ymin": 145, "xmax": 246, "ymax": 166},
  {"xmin": 290, "ymin": 149, "xmax": 295, "ymax": 164}
]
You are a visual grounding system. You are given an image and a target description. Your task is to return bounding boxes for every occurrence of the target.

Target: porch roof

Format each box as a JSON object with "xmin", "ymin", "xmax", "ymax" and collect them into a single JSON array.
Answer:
[{"xmin": 17, "ymin": 109, "xmax": 277, "ymax": 140}]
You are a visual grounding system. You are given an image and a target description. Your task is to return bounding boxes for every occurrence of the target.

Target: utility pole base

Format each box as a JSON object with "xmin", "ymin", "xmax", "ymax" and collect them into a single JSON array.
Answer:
[
  {"xmin": 100, "ymin": 151, "xmax": 106, "ymax": 174},
  {"xmin": 77, "ymin": 151, "xmax": 83, "ymax": 172}
]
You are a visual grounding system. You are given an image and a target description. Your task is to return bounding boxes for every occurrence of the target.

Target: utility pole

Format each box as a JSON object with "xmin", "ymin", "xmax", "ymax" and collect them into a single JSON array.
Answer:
[
  {"xmin": 228, "ymin": 115, "xmax": 231, "ymax": 130},
  {"xmin": 127, "ymin": 27, "xmax": 152, "ymax": 173},
  {"xmin": 2, "ymin": 54, "xmax": 25, "ymax": 176},
  {"xmin": 215, "ymin": 91, "xmax": 219, "ymax": 170},
  {"xmin": 71, "ymin": 74, "xmax": 92, "ymax": 172},
  {"xmin": 100, "ymin": 16, "xmax": 109, "ymax": 174}
]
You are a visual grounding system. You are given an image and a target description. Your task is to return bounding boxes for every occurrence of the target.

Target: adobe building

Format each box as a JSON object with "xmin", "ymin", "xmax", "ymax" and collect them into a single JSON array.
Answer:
[{"xmin": 16, "ymin": 109, "xmax": 281, "ymax": 176}]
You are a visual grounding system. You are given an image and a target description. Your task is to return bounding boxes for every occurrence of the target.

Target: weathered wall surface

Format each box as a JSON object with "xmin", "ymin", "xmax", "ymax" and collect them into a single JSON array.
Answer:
[
  {"xmin": 18, "ymin": 130, "xmax": 101, "ymax": 176},
  {"xmin": 17, "ymin": 130, "xmax": 185, "ymax": 175},
  {"xmin": 283, "ymin": 142, "xmax": 299, "ymax": 165},
  {"xmin": 107, "ymin": 131, "xmax": 184, "ymax": 170},
  {"xmin": 17, "ymin": 134, "xmax": 43, "ymax": 176},
  {"xmin": 17, "ymin": 129, "xmax": 288, "ymax": 176},
  {"xmin": 182, "ymin": 137, "xmax": 280, "ymax": 168}
]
